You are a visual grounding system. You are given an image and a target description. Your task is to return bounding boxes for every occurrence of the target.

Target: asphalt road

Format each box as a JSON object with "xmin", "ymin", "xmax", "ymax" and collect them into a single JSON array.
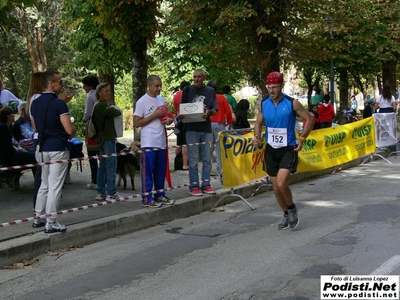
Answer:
[{"xmin": 0, "ymin": 155, "xmax": 400, "ymax": 300}]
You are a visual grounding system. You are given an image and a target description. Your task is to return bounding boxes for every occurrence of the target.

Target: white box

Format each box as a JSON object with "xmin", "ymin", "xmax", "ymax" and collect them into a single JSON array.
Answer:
[{"xmin": 180, "ymin": 102, "xmax": 206, "ymax": 123}]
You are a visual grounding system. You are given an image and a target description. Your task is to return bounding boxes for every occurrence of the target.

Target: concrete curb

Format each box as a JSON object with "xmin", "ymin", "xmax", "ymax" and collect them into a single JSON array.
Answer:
[{"xmin": 0, "ymin": 149, "xmax": 390, "ymax": 267}]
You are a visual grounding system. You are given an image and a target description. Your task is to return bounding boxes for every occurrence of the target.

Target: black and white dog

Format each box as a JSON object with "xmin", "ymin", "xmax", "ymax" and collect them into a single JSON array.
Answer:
[{"xmin": 116, "ymin": 141, "xmax": 141, "ymax": 190}]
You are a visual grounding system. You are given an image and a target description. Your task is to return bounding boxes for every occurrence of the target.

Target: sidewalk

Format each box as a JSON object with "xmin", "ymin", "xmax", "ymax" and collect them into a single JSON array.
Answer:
[{"xmin": 0, "ymin": 133, "xmax": 392, "ymax": 267}]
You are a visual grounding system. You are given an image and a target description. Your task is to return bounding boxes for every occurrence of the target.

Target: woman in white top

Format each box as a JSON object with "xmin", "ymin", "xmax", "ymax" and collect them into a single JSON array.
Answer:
[
  {"xmin": 0, "ymin": 76, "xmax": 23, "ymax": 110},
  {"xmin": 375, "ymin": 83, "xmax": 397, "ymax": 113}
]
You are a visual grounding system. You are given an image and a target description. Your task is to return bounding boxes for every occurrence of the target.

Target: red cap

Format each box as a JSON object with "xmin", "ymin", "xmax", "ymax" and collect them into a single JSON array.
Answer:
[{"xmin": 266, "ymin": 72, "xmax": 284, "ymax": 85}]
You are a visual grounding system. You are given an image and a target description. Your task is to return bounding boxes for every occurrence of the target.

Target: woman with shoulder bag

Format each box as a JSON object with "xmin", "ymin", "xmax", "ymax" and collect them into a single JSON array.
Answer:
[{"xmin": 92, "ymin": 82, "xmax": 122, "ymax": 201}]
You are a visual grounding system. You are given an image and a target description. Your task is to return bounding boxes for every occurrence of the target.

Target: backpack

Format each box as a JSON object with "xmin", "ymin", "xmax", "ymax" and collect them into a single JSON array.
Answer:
[{"xmin": 85, "ymin": 103, "xmax": 105, "ymax": 151}]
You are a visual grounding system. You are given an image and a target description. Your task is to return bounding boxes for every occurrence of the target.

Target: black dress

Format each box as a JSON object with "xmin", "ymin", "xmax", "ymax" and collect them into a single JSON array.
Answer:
[
  {"xmin": 233, "ymin": 110, "xmax": 250, "ymax": 129},
  {"xmin": 363, "ymin": 104, "xmax": 372, "ymax": 118}
]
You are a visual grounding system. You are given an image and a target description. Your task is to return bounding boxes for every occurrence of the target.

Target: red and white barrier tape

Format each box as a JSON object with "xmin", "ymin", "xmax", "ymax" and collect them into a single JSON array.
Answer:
[
  {"xmin": 0, "ymin": 178, "xmax": 222, "ymax": 228},
  {"xmin": 0, "ymin": 139, "xmax": 268, "ymax": 228},
  {"xmin": 0, "ymin": 141, "xmax": 211, "ymax": 172}
]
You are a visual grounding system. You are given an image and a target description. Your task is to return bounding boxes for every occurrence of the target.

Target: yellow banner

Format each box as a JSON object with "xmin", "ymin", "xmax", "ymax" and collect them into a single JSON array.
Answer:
[
  {"xmin": 220, "ymin": 130, "xmax": 267, "ymax": 188},
  {"xmin": 298, "ymin": 117, "xmax": 375, "ymax": 172},
  {"xmin": 220, "ymin": 117, "xmax": 376, "ymax": 189}
]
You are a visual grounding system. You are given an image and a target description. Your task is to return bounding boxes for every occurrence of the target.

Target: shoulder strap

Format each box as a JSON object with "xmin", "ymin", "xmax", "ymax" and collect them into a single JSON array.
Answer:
[
  {"xmin": 91, "ymin": 103, "xmax": 100, "ymax": 133},
  {"xmin": 91, "ymin": 102, "xmax": 106, "ymax": 133},
  {"xmin": 181, "ymin": 85, "xmax": 190, "ymax": 104}
]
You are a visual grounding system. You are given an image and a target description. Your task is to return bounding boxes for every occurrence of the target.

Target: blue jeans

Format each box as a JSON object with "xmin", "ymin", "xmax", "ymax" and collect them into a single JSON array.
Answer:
[
  {"xmin": 185, "ymin": 131, "xmax": 213, "ymax": 190},
  {"xmin": 97, "ymin": 140, "xmax": 117, "ymax": 196},
  {"xmin": 211, "ymin": 122, "xmax": 226, "ymax": 174}
]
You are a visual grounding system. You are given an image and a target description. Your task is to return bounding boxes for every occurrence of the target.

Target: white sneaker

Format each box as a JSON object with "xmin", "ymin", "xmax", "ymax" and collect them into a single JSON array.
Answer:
[
  {"xmin": 44, "ymin": 221, "xmax": 67, "ymax": 233},
  {"xmin": 106, "ymin": 193, "xmax": 122, "ymax": 201},
  {"xmin": 95, "ymin": 193, "xmax": 106, "ymax": 201},
  {"xmin": 86, "ymin": 181, "xmax": 97, "ymax": 189}
]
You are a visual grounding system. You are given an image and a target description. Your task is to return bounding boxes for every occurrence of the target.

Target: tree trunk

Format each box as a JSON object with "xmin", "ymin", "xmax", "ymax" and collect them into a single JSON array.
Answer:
[
  {"xmin": 352, "ymin": 72, "xmax": 364, "ymax": 95},
  {"xmin": 35, "ymin": 26, "xmax": 47, "ymax": 72},
  {"xmin": 6, "ymin": 69, "xmax": 20, "ymax": 98},
  {"xmin": 19, "ymin": 8, "xmax": 39, "ymax": 73},
  {"xmin": 248, "ymin": 0, "xmax": 287, "ymax": 96},
  {"xmin": 19, "ymin": 7, "xmax": 47, "ymax": 72},
  {"xmin": 376, "ymin": 74, "xmax": 382, "ymax": 94},
  {"xmin": 339, "ymin": 69, "xmax": 349, "ymax": 111},
  {"xmin": 303, "ymin": 71, "xmax": 313, "ymax": 107},
  {"xmin": 131, "ymin": 36, "xmax": 148, "ymax": 141},
  {"xmin": 382, "ymin": 55, "xmax": 398, "ymax": 94}
]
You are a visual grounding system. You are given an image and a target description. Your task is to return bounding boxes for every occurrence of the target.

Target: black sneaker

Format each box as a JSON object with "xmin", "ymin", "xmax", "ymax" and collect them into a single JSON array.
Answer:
[
  {"xmin": 278, "ymin": 213, "xmax": 289, "ymax": 230},
  {"xmin": 32, "ymin": 218, "xmax": 46, "ymax": 228},
  {"xmin": 288, "ymin": 205, "xmax": 299, "ymax": 229},
  {"xmin": 155, "ymin": 195, "xmax": 175, "ymax": 205},
  {"xmin": 44, "ymin": 221, "xmax": 67, "ymax": 233}
]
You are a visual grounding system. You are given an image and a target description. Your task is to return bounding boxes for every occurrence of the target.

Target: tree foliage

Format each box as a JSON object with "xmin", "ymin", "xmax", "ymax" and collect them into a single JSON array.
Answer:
[
  {"xmin": 62, "ymin": 0, "xmax": 131, "ymax": 80},
  {"xmin": 1, "ymin": 0, "xmax": 400, "ymax": 121},
  {"xmin": 158, "ymin": 0, "xmax": 294, "ymax": 95},
  {"xmin": 284, "ymin": 0, "xmax": 400, "ymax": 107},
  {"xmin": 1, "ymin": 0, "xmax": 78, "ymax": 97}
]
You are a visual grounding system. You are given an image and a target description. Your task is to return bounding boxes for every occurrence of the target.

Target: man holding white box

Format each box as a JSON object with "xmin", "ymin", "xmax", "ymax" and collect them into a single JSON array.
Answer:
[{"xmin": 179, "ymin": 69, "xmax": 218, "ymax": 196}]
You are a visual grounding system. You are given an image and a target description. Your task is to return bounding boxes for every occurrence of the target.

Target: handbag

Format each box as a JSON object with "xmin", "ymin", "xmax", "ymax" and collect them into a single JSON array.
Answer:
[
  {"xmin": 68, "ymin": 138, "xmax": 84, "ymax": 158},
  {"xmin": 86, "ymin": 134, "xmax": 104, "ymax": 151},
  {"xmin": 86, "ymin": 103, "xmax": 106, "ymax": 151},
  {"xmin": 35, "ymin": 98, "xmax": 53, "ymax": 163},
  {"xmin": 114, "ymin": 107, "xmax": 124, "ymax": 138}
]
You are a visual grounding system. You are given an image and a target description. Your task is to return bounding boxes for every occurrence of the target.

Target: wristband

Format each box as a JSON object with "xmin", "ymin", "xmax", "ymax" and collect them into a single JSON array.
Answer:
[{"xmin": 300, "ymin": 136, "xmax": 306, "ymax": 141}]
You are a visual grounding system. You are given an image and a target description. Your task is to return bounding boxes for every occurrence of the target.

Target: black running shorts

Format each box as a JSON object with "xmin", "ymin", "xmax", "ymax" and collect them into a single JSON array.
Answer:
[{"xmin": 264, "ymin": 144, "xmax": 298, "ymax": 177}]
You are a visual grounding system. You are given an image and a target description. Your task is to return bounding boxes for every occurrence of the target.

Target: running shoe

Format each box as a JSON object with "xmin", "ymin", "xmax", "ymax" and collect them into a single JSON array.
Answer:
[
  {"xmin": 278, "ymin": 213, "xmax": 289, "ymax": 230},
  {"xmin": 288, "ymin": 204, "xmax": 299, "ymax": 229},
  {"xmin": 202, "ymin": 186, "xmax": 216, "ymax": 194},
  {"xmin": 155, "ymin": 195, "xmax": 175, "ymax": 205},
  {"xmin": 44, "ymin": 221, "xmax": 67, "ymax": 233},
  {"xmin": 189, "ymin": 188, "xmax": 203, "ymax": 196}
]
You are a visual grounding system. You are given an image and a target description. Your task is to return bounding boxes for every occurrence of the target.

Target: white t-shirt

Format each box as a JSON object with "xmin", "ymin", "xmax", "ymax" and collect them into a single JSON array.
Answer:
[
  {"xmin": 0, "ymin": 89, "xmax": 22, "ymax": 107},
  {"xmin": 134, "ymin": 94, "xmax": 166, "ymax": 148},
  {"xmin": 377, "ymin": 95, "xmax": 395, "ymax": 109}
]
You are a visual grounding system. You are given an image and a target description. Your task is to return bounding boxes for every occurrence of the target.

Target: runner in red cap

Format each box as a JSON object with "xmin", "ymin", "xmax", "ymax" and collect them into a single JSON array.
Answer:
[
  {"xmin": 266, "ymin": 71, "xmax": 284, "ymax": 85},
  {"xmin": 252, "ymin": 71, "xmax": 314, "ymax": 230}
]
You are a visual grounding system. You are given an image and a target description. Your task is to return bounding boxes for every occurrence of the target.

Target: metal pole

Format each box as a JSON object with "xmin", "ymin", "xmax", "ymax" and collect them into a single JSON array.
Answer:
[
  {"xmin": 330, "ymin": 55, "xmax": 334, "ymax": 109},
  {"xmin": 326, "ymin": 17, "xmax": 335, "ymax": 110}
]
